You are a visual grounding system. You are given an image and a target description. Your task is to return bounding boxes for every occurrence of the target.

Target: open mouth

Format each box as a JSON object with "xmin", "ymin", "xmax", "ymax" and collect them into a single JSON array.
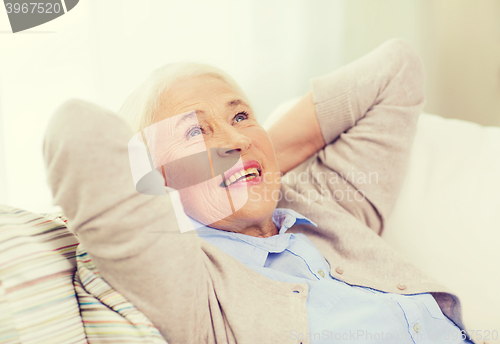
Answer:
[{"xmin": 220, "ymin": 167, "xmax": 261, "ymax": 187}]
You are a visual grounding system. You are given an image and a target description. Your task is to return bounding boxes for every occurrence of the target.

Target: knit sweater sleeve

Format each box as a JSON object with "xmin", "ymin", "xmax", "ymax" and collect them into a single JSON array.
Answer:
[
  {"xmin": 43, "ymin": 100, "xmax": 209, "ymax": 344},
  {"xmin": 310, "ymin": 39, "xmax": 425, "ymax": 234}
]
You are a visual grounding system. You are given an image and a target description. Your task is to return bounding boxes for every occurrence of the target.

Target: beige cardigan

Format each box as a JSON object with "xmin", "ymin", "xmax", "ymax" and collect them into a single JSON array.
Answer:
[{"xmin": 43, "ymin": 38, "xmax": 468, "ymax": 344}]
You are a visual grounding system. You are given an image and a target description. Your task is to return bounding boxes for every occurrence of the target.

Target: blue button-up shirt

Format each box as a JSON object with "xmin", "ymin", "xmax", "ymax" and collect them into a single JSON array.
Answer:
[{"xmin": 196, "ymin": 208, "xmax": 471, "ymax": 343}]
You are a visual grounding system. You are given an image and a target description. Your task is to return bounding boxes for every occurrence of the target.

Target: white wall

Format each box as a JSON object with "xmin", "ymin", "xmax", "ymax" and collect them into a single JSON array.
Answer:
[
  {"xmin": 417, "ymin": 0, "xmax": 500, "ymax": 126},
  {"xmin": 0, "ymin": 0, "xmax": 345, "ymax": 212},
  {"xmin": 0, "ymin": 1, "xmax": 98, "ymax": 213},
  {"xmin": 340, "ymin": 0, "xmax": 500, "ymax": 127},
  {"xmin": 0, "ymin": 83, "xmax": 7, "ymax": 205}
]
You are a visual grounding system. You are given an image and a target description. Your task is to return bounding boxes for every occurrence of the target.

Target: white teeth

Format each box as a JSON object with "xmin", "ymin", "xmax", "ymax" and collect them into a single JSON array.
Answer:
[
  {"xmin": 223, "ymin": 167, "xmax": 260, "ymax": 187},
  {"xmin": 247, "ymin": 168, "xmax": 258, "ymax": 175}
]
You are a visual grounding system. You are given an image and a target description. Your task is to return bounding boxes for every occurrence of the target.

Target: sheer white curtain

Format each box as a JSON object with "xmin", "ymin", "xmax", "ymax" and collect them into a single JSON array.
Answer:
[{"xmin": 0, "ymin": 0, "xmax": 346, "ymax": 212}]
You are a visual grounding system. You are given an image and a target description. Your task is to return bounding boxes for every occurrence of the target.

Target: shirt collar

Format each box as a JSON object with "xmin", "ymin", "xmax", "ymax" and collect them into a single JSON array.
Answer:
[
  {"xmin": 271, "ymin": 208, "xmax": 317, "ymax": 234},
  {"xmin": 195, "ymin": 208, "xmax": 317, "ymax": 266}
]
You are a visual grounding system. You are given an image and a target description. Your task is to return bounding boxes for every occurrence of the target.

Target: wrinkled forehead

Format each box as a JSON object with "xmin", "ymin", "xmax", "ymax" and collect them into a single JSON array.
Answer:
[{"xmin": 154, "ymin": 74, "xmax": 250, "ymax": 122}]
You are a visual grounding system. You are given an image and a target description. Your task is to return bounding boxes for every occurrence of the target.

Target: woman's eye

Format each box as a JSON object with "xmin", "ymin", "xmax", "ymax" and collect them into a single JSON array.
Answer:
[
  {"xmin": 234, "ymin": 112, "xmax": 248, "ymax": 123},
  {"xmin": 186, "ymin": 126, "xmax": 202, "ymax": 139}
]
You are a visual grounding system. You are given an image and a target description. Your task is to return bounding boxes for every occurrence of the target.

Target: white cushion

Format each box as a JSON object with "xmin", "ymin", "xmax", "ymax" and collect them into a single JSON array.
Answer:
[
  {"xmin": 265, "ymin": 99, "xmax": 500, "ymax": 337},
  {"xmin": 383, "ymin": 113, "xmax": 500, "ymax": 336}
]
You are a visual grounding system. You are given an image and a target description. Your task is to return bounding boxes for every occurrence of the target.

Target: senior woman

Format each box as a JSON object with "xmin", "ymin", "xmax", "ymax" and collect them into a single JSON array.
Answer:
[{"xmin": 43, "ymin": 39, "xmax": 472, "ymax": 344}]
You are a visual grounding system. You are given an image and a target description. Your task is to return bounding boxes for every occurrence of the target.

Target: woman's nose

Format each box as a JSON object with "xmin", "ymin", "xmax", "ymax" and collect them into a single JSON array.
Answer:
[
  {"xmin": 215, "ymin": 126, "xmax": 251, "ymax": 157},
  {"xmin": 216, "ymin": 148, "xmax": 238, "ymax": 156}
]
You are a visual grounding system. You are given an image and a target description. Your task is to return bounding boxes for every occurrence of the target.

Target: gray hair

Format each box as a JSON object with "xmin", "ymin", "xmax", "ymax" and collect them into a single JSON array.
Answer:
[{"xmin": 119, "ymin": 62, "xmax": 250, "ymax": 133}]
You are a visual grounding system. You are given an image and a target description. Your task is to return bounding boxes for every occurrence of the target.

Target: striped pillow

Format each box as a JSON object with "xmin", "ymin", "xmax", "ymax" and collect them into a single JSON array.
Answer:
[
  {"xmin": 0, "ymin": 205, "xmax": 86, "ymax": 344},
  {"xmin": 0, "ymin": 205, "xmax": 168, "ymax": 344},
  {"xmin": 74, "ymin": 248, "xmax": 167, "ymax": 343}
]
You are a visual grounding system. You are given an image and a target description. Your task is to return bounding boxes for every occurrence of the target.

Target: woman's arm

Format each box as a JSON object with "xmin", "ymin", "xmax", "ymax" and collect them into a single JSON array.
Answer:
[
  {"xmin": 43, "ymin": 100, "xmax": 209, "ymax": 344},
  {"xmin": 267, "ymin": 91, "xmax": 325, "ymax": 175},
  {"xmin": 271, "ymin": 39, "xmax": 425, "ymax": 234}
]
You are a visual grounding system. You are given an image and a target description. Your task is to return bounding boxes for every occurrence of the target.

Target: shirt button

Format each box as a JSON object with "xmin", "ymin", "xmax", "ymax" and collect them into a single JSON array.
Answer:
[
  {"xmin": 335, "ymin": 267, "xmax": 344, "ymax": 275},
  {"xmin": 413, "ymin": 323, "xmax": 421, "ymax": 333},
  {"xmin": 397, "ymin": 283, "xmax": 406, "ymax": 290},
  {"xmin": 318, "ymin": 270, "xmax": 325, "ymax": 277}
]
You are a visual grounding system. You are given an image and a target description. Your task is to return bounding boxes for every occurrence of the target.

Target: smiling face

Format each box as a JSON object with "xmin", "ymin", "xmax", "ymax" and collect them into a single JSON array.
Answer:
[{"xmin": 148, "ymin": 74, "xmax": 281, "ymax": 233}]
